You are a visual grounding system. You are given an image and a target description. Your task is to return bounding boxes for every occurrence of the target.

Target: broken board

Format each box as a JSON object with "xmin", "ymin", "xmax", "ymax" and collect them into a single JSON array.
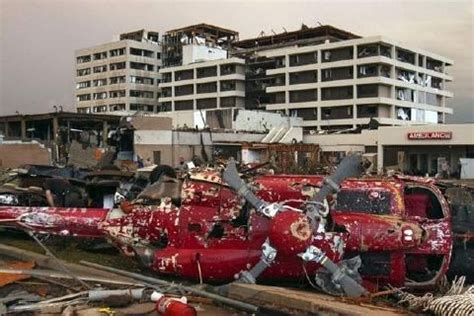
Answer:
[{"xmin": 228, "ymin": 283, "xmax": 407, "ymax": 315}]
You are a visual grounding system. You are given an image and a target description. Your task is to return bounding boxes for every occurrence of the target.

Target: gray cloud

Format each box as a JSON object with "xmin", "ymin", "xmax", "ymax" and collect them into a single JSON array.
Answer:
[{"xmin": 1, "ymin": 0, "xmax": 472, "ymax": 122}]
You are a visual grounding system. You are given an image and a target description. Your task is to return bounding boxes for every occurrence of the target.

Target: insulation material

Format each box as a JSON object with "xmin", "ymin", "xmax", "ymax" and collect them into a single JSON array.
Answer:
[{"xmin": 0, "ymin": 261, "xmax": 35, "ymax": 287}]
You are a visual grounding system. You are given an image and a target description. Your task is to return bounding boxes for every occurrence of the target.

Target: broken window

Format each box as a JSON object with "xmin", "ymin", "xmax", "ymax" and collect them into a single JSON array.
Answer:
[
  {"xmin": 130, "ymin": 104, "xmax": 155, "ymax": 112},
  {"xmin": 76, "ymin": 55, "xmax": 91, "ymax": 64},
  {"xmin": 77, "ymin": 107, "xmax": 91, "ymax": 113},
  {"xmin": 396, "ymin": 106, "xmax": 411, "ymax": 120},
  {"xmin": 109, "ymin": 48, "xmax": 125, "ymax": 57},
  {"xmin": 291, "ymin": 108, "xmax": 318, "ymax": 120},
  {"xmin": 197, "ymin": 82, "xmax": 217, "ymax": 94},
  {"xmin": 93, "ymin": 92, "xmax": 107, "ymax": 100},
  {"xmin": 396, "ymin": 48, "xmax": 415, "ymax": 65},
  {"xmin": 93, "ymin": 65, "xmax": 107, "ymax": 73},
  {"xmin": 357, "ymin": 105, "xmax": 378, "ymax": 118},
  {"xmin": 110, "ymin": 62, "xmax": 126, "ymax": 70},
  {"xmin": 426, "ymin": 58, "xmax": 443, "ymax": 72},
  {"xmin": 396, "ymin": 87, "xmax": 415, "ymax": 102},
  {"xmin": 197, "ymin": 66, "xmax": 217, "ymax": 78},
  {"xmin": 77, "ymin": 56, "xmax": 91, "ymax": 65},
  {"xmin": 274, "ymin": 57, "xmax": 285, "ymax": 68},
  {"xmin": 92, "ymin": 105, "xmax": 107, "ymax": 113},
  {"xmin": 268, "ymin": 92, "xmax": 285, "ymax": 104},
  {"xmin": 92, "ymin": 79, "xmax": 107, "ymax": 87},
  {"xmin": 321, "ymin": 106, "xmax": 353, "ymax": 120},
  {"xmin": 175, "ymin": 100, "xmax": 194, "ymax": 111},
  {"xmin": 109, "ymin": 90, "xmax": 126, "ymax": 98},
  {"xmin": 321, "ymin": 66, "xmax": 353, "ymax": 81},
  {"xmin": 289, "ymin": 89, "xmax": 318, "ymax": 103},
  {"xmin": 431, "ymin": 77, "xmax": 442, "ymax": 89},
  {"xmin": 289, "ymin": 71, "xmax": 317, "ymax": 84},
  {"xmin": 130, "ymin": 90, "xmax": 154, "ymax": 98},
  {"xmin": 130, "ymin": 76, "xmax": 154, "ymax": 85},
  {"xmin": 321, "ymin": 86, "xmax": 353, "ymax": 100},
  {"xmin": 175, "ymin": 84, "xmax": 193, "ymax": 96},
  {"xmin": 357, "ymin": 64, "xmax": 378, "ymax": 78},
  {"xmin": 175, "ymin": 69, "xmax": 194, "ymax": 81},
  {"xmin": 220, "ymin": 64, "xmax": 236, "ymax": 76},
  {"xmin": 158, "ymin": 102, "xmax": 172, "ymax": 112},
  {"xmin": 271, "ymin": 75, "xmax": 286, "ymax": 86},
  {"xmin": 93, "ymin": 51, "xmax": 107, "ymax": 60},
  {"xmin": 109, "ymin": 103, "xmax": 126, "ymax": 112},
  {"xmin": 129, "ymin": 62, "xmax": 154, "ymax": 71},
  {"xmin": 220, "ymin": 80, "xmax": 236, "ymax": 91},
  {"xmin": 322, "ymin": 47, "xmax": 353, "ymax": 62},
  {"xmin": 196, "ymin": 98, "xmax": 217, "ymax": 109},
  {"xmin": 162, "ymin": 73, "xmax": 172, "ymax": 83},
  {"xmin": 109, "ymin": 76, "xmax": 126, "ymax": 84},
  {"xmin": 76, "ymin": 68, "xmax": 91, "ymax": 76},
  {"xmin": 357, "ymin": 84, "xmax": 378, "ymax": 98},
  {"xmin": 76, "ymin": 94, "xmax": 91, "ymax": 102},
  {"xmin": 396, "ymin": 68, "xmax": 416, "ymax": 83},
  {"xmin": 130, "ymin": 47, "xmax": 154, "ymax": 58},
  {"xmin": 220, "ymin": 97, "xmax": 238, "ymax": 108},
  {"xmin": 289, "ymin": 52, "xmax": 317, "ymax": 66},
  {"xmin": 76, "ymin": 81, "xmax": 91, "ymax": 89},
  {"xmin": 161, "ymin": 87, "xmax": 172, "ymax": 97}
]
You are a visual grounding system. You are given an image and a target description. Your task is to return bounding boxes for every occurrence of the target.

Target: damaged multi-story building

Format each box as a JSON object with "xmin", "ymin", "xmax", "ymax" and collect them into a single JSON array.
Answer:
[
  {"xmin": 75, "ymin": 29, "xmax": 162, "ymax": 114},
  {"xmin": 155, "ymin": 24, "xmax": 452, "ymax": 131}
]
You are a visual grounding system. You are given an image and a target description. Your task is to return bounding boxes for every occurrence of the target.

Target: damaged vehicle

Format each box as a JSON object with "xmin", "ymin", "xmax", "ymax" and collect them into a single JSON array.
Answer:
[{"xmin": 0, "ymin": 155, "xmax": 465, "ymax": 297}]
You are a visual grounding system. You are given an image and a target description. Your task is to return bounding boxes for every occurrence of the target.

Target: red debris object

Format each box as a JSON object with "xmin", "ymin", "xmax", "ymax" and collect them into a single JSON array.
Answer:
[
  {"xmin": 0, "ymin": 168, "xmax": 454, "ymax": 294},
  {"xmin": 152, "ymin": 292, "xmax": 197, "ymax": 316}
]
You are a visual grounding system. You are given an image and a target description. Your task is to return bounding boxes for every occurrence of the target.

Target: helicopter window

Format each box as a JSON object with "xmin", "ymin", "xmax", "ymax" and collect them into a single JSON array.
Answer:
[
  {"xmin": 334, "ymin": 189, "xmax": 391, "ymax": 215},
  {"xmin": 404, "ymin": 186, "xmax": 444, "ymax": 219}
]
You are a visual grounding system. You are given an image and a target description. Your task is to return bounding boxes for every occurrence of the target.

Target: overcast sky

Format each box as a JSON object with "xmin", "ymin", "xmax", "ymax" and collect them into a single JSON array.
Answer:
[{"xmin": 1, "ymin": 0, "xmax": 473, "ymax": 122}]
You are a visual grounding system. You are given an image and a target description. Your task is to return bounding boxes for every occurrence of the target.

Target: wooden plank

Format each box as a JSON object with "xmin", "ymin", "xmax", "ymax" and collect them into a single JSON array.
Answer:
[
  {"xmin": 0, "ymin": 244, "xmax": 137, "ymax": 284},
  {"xmin": 228, "ymin": 283, "xmax": 407, "ymax": 316}
]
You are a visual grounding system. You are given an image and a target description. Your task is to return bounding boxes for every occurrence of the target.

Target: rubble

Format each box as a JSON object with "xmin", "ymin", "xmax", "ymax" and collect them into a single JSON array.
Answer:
[{"xmin": 0, "ymin": 151, "xmax": 473, "ymax": 315}]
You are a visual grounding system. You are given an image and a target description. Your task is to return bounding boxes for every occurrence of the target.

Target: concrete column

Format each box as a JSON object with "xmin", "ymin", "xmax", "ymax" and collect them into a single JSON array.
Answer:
[
  {"xmin": 4, "ymin": 121, "xmax": 9, "ymax": 138},
  {"xmin": 216, "ymin": 65, "xmax": 221, "ymax": 109},
  {"xmin": 21, "ymin": 119, "xmax": 26, "ymax": 139},
  {"xmin": 102, "ymin": 121, "xmax": 108, "ymax": 147},
  {"xmin": 52, "ymin": 116, "xmax": 59, "ymax": 142},
  {"xmin": 377, "ymin": 143, "xmax": 384, "ymax": 173}
]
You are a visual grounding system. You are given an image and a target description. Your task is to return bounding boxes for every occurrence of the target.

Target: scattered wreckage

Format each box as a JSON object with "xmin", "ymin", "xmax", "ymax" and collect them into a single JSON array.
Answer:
[{"xmin": 0, "ymin": 154, "xmax": 472, "ymax": 300}]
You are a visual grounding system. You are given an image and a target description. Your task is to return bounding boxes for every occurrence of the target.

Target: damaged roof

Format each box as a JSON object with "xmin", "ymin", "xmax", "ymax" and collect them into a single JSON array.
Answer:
[
  {"xmin": 233, "ymin": 24, "xmax": 361, "ymax": 49},
  {"xmin": 165, "ymin": 23, "xmax": 239, "ymax": 37}
]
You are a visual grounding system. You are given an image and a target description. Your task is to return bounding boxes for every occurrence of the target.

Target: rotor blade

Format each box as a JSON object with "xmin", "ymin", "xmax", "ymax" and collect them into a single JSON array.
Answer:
[
  {"xmin": 223, "ymin": 159, "xmax": 267, "ymax": 211},
  {"xmin": 319, "ymin": 255, "xmax": 368, "ymax": 297},
  {"xmin": 314, "ymin": 154, "xmax": 363, "ymax": 203}
]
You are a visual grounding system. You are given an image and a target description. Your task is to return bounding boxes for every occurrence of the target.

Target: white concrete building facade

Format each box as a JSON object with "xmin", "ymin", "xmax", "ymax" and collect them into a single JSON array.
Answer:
[
  {"xmin": 257, "ymin": 36, "xmax": 453, "ymax": 131},
  {"xmin": 75, "ymin": 30, "xmax": 162, "ymax": 114},
  {"xmin": 158, "ymin": 57, "xmax": 246, "ymax": 112}
]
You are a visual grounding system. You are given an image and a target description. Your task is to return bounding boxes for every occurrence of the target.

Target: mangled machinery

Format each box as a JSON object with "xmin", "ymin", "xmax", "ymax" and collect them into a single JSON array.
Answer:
[{"xmin": 0, "ymin": 154, "xmax": 465, "ymax": 297}]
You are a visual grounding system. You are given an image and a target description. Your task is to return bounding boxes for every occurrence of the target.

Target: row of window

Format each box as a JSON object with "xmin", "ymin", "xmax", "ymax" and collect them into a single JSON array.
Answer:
[
  {"xmin": 272, "ymin": 43, "xmax": 445, "ymax": 73},
  {"xmin": 77, "ymin": 103, "xmax": 156, "ymax": 113},
  {"xmin": 270, "ymin": 64, "xmax": 443, "ymax": 88},
  {"xmin": 77, "ymin": 62, "xmax": 159, "ymax": 76},
  {"xmin": 77, "ymin": 89, "xmax": 155, "ymax": 101},
  {"xmin": 268, "ymin": 83, "xmax": 442, "ymax": 105},
  {"xmin": 159, "ymin": 96, "xmax": 243, "ymax": 112},
  {"xmin": 161, "ymin": 80, "xmax": 242, "ymax": 97},
  {"xmin": 76, "ymin": 76, "xmax": 156, "ymax": 89},
  {"xmin": 77, "ymin": 48, "xmax": 160, "ymax": 63},
  {"xmin": 161, "ymin": 64, "xmax": 244, "ymax": 82}
]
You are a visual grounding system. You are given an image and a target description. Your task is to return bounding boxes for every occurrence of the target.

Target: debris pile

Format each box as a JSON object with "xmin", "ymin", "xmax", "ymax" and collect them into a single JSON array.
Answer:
[{"xmin": 0, "ymin": 153, "xmax": 473, "ymax": 315}]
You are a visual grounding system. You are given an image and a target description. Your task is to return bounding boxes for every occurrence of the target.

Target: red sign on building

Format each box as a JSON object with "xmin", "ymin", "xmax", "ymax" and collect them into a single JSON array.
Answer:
[{"xmin": 407, "ymin": 131, "xmax": 452, "ymax": 140}]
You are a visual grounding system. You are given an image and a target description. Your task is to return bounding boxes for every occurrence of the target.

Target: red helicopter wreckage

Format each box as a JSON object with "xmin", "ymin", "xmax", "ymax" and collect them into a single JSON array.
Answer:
[{"xmin": 0, "ymin": 155, "xmax": 462, "ymax": 297}]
